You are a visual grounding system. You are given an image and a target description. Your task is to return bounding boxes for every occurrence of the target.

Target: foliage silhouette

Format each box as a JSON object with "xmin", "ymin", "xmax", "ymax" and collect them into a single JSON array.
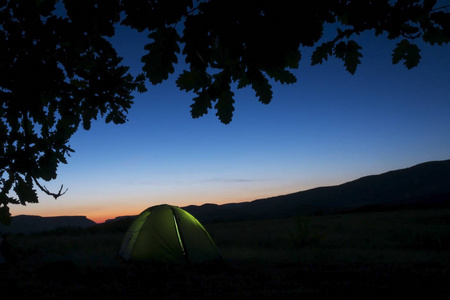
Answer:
[{"xmin": 1, "ymin": 0, "xmax": 449, "ymax": 224}]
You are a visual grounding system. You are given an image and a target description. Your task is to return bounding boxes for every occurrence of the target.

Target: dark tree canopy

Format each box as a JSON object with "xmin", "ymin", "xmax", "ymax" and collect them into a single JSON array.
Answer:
[{"xmin": 1, "ymin": 0, "xmax": 449, "ymax": 224}]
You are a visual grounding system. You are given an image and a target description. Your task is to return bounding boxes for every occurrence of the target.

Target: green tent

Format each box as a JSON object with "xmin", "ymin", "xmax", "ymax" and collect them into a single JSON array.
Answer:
[{"xmin": 118, "ymin": 204, "xmax": 221, "ymax": 265}]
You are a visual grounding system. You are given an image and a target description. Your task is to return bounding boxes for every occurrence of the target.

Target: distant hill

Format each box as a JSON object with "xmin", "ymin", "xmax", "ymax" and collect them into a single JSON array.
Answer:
[
  {"xmin": 183, "ymin": 159, "xmax": 450, "ymax": 223},
  {"xmin": 16, "ymin": 159, "xmax": 449, "ymax": 229},
  {"xmin": 0, "ymin": 215, "xmax": 96, "ymax": 234}
]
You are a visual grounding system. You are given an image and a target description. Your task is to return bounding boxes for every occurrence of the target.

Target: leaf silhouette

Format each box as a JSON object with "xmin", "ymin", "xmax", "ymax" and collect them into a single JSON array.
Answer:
[
  {"xmin": 334, "ymin": 40, "xmax": 363, "ymax": 74},
  {"xmin": 215, "ymin": 89, "xmax": 235, "ymax": 124},
  {"xmin": 265, "ymin": 68, "xmax": 297, "ymax": 85},
  {"xmin": 311, "ymin": 41, "xmax": 335, "ymax": 65},
  {"xmin": 176, "ymin": 69, "xmax": 211, "ymax": 93},
  {"xmin": 392, "ymin": 39, "xmax": 421, "ymax": 69},
  {"xmin": 242, "ymin": 69, "xmax": 273, "ymax": 105},
  {"xmin": 0, "ymin": 206, "xmax": 11, "ymax": 225},
  {"xmin": 190, "ymin": 93, "xmax": 213, "ymax": 119},
  {"xmin": 14, "ymin": 176, "xmax": 38, "ymax": 205},
  {"xmin": 142, "ymin": 27, "xmax": 180, "ymax": 84}
]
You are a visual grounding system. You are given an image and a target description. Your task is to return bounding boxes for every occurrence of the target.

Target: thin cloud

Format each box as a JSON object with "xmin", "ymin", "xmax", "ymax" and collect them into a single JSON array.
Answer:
[{"xmin": 197, "ymin": 178, "xmax": 269, "ymax": 183}]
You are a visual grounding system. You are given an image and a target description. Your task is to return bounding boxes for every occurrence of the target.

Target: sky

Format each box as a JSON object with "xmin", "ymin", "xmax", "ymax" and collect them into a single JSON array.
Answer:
[{"xmin": 11, "ymin": 18, "xmax": 450, "ymax": 223}]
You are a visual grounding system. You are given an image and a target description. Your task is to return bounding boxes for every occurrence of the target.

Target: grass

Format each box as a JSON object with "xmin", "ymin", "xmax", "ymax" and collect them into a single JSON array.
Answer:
[
  {"xmin": 206, "ymin": 208, "xmax": 450, "ymax": 264},
  {"xmin": 2, "ymin": 208, "xmax": 450, "ymax": 298}
]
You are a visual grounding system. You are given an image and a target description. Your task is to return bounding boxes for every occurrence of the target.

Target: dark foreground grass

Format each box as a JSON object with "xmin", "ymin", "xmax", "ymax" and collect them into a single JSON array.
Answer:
[
  {"xmin": 2, "ymin": 259, "xmax": 449, "ymax": 299},
  {"xmin": 1, "ymin": 208, "xmax": 450, "ymax": 299}
]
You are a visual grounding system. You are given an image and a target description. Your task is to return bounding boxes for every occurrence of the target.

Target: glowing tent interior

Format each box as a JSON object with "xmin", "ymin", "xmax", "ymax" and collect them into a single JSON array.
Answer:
[{"xmin": 118, "ymin": 204, "xmax": 221, "ymax": 265}]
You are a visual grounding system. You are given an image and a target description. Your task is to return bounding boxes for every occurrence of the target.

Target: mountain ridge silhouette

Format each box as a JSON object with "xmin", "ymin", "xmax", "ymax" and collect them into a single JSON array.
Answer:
[
  {"xmin": 3, "ymin": 159, "xmax": 449, "ymax": 232},
  {"xmin": 182, "ymin": 159, "xmax": 450, "ymax": 223},
  {"xmin": 0, "ymin": 215, "xmax": 96, "ymax": 234}
]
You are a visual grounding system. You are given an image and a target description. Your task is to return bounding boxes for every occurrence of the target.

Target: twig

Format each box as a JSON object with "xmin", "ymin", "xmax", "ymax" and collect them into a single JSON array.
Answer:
[
  {"xmin": 431, "ymin": 5, "xmax": 450, "ymax": 12},
  {"xmin": 33, "ymin": 178, "xmax": 68, "ymax": 199}
]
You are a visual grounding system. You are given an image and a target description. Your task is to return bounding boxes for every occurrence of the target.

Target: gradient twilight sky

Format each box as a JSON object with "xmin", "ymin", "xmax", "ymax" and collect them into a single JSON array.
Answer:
[{"xmin": 11, "ymin": 20, "xmax": 450, "ymax": 223}]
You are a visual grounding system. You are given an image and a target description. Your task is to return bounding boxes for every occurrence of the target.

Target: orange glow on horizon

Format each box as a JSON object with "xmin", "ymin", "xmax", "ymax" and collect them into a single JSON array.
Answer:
[
  {"xmin": 86, "ymin": 196, "xmax": 260, "ymax": 223},
  {"xmin": 10, "ymin": 182, "xmax": 326, "ymax": 224},
  {"xmin": 10, "ymin": 197, "xmax": 254, "ymax": 224}
]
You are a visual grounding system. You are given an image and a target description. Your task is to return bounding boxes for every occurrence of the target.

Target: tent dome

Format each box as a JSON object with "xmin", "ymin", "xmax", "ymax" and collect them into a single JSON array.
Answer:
[{"xmin": 118, "ymin": 204, "xmax": 221, "ymax": 265}]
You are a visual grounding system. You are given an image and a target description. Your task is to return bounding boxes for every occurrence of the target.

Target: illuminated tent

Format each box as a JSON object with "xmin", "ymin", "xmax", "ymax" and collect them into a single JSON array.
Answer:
[{"xmin": 118, "ymin": 204, "xmax": 221, "ymax": 265}]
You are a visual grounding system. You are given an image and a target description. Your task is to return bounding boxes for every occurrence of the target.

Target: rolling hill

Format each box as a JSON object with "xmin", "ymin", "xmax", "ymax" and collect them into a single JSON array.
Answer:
[
  {"xmin": 4, "ymin": 159, "xmax": 450, "ymax": 233},
  {"xmin": 183, "ymin": 159, "xmax": 450, "ymax": 223}
]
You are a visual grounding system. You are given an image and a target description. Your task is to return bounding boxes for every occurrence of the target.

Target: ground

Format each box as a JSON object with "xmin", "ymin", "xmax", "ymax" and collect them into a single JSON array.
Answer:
[{"xmin": 1, "ymin": 208, "xmax": 450, "ymax": 299}]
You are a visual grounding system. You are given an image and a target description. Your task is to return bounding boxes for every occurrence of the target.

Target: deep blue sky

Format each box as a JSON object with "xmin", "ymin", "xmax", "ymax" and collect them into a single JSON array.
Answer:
[{"xmin": 13, "ymin": 21, "xmax": 450, "ymax": 223}]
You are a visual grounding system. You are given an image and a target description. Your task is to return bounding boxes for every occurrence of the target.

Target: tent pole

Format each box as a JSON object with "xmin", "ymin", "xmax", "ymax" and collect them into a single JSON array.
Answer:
[{"xmin": 171, "ymin": 207, "xmax": 190, "ymax": 265}]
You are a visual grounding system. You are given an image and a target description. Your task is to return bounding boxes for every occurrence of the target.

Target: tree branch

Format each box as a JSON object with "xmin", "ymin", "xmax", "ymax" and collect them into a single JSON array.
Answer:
[
  {"xmin": 33, "ymin": 178, "xmax": 68, "ymax": 199},
  {"xmin": 431, "ymin": 5, "xmax": 450, "ymax": 12}
]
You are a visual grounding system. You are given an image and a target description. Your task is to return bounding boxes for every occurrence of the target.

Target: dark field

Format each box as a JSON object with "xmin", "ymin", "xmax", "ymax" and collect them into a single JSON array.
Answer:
[{"xmin": 2, "ymin": 208, "xmax": 450, "ymax": 299}]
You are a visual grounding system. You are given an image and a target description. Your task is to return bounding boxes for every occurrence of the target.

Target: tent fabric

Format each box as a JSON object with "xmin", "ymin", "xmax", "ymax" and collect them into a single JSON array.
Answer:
[{"xmin": 118, "ymin": 204, "xmax": 220, "ymax": 265}]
